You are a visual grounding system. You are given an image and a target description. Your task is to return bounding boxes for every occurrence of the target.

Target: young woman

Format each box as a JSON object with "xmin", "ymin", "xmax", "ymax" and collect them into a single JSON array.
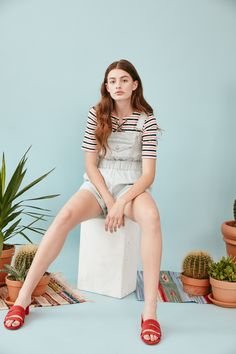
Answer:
[{"xmin": 4, "ymin": 59, "xmax": 163, "ymax": 346}]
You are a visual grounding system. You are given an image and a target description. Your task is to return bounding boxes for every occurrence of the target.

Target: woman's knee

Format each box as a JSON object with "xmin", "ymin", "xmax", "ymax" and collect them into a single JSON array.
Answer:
[
  {"xmin": 139, "ymin": 208, "xmax": 160, "ymax": 227},
  {"xmin": 54, "ymin": 207, "xmax": 74, "ymax": 228}
]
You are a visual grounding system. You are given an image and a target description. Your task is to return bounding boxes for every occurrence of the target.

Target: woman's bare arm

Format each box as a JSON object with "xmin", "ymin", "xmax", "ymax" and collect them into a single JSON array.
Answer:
[{"xmin": 84, "ymin": 151, "xmax": 114, "ymax": 205}]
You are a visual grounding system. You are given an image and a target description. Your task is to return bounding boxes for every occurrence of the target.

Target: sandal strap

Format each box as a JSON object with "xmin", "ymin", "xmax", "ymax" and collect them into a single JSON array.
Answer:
[
  {"xmin": 4, "ymin": 315, "xmax": 24, "ymax": 324},
  {"xmin": 5, "ymin": 305, "xmax": 26, "ymax": 322},
  {"xmin": 141, "ymin": 319, "xmax": 162, "ymax": 337},
  {"xmin": 141, "ymin": 328, "xmax": 161, "ymax": 335},
  {"xmin": 141, "ymin": 332, "xmax": 161, "ymax": 344},
  {"xmin": 142, "ymin": 319, "xmax": 161, "ymax": 330}
]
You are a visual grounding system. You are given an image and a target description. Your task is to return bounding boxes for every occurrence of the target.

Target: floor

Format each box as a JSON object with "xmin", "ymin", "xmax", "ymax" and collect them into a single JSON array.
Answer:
[{"xmin": 1, "ymin": 274, "xmax": 236, "ymax": 354}]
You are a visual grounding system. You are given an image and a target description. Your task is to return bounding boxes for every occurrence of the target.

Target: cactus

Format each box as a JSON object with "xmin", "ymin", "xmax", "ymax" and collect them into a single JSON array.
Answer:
[
  {"xmin": 0, "ymin": 244, "xmax": 48, "ymax": 281},
  {"xmin": 182, "ymin": 251, "xmax": 213, "ymax": 279},
  {"xmin": 14, "ymin": 244, "xmax": 38, "ymax": 272}
]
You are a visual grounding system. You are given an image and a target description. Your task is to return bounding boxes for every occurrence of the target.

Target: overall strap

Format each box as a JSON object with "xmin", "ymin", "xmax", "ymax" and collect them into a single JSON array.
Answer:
[{"xmin": 136, "ymin": 112, "xmax": 147, "ymax": 131}]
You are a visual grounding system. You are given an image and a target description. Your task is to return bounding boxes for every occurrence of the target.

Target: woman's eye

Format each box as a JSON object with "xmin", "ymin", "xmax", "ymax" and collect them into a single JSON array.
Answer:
[{"xmin": 109, "ymin": 79, "xmax": 128, "ymax": 84}]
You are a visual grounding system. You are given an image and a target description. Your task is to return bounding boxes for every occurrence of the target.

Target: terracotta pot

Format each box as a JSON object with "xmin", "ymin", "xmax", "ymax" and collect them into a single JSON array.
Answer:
[
  {"xmin": 210, "ymin": 277, "xmax": 236, "ymax": 303},
  {"xmin": 32, "ymin": 272, "xmax": 51, "ymax": 297},
  {"xmin": 0, "ymin": 244, "xmax": 15, "ymax": 285},
  {"xmin": 5, "ymin": 276, "xmax": 24, "ymax": 302},
  {"xmin": 180, "ymin": 273, "xmax": 211, "ymax": 296},
  {"xmin": 223, "ymin": 237, "xmax": 236, "ymax": 260},
  {"xmin": 6, "ymin": 272, "xmax": 51, "ymax": 302},
  {"xmin": 221, "ymin": 220, "xmax": 236, "ymax": 241}
]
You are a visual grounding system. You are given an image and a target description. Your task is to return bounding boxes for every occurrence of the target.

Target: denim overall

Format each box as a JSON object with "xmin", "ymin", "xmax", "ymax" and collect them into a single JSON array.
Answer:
[{"xmin": 78, "ymin": 113, "xmax": 152, "ymax": 217}]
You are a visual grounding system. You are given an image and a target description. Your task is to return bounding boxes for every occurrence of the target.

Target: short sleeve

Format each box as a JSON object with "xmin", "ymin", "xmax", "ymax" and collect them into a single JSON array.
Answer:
[
  {"xmin": 142, "ymin": 114, "xmax": 158, "ymax": 159},
  {"xmin": 81, "ymin": 107, "xmax": 99, "ymax": 152}
]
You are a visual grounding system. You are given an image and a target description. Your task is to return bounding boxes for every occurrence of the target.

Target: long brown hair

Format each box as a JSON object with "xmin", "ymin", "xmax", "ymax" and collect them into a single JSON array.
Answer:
[{"xmin": 94, "ymin": 59, "xmax": 162, "ymax": 157}]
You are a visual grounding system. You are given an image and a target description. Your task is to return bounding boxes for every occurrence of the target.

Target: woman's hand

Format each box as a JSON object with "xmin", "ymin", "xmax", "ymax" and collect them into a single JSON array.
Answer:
[{"xmin": 104, "ymin": 198, "xmax": 126, "ymax": 233}]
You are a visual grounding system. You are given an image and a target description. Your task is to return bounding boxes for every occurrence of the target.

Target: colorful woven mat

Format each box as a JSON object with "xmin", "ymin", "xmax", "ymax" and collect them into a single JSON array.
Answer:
[
  {"xmin": 136, "ymin": 270, "xmax": 212, "ymax": 304},
  {"xmin": 0, "ymin": 272, "xmax": 93, "ymax": 310}
]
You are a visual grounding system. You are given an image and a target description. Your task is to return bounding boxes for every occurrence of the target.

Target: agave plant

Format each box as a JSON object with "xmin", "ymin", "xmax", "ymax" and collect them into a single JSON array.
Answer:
[
  {"xmin": 0, "ymin": 146, "xmax": 60, "ymax": 257},
  {"xmin": 0, "ymin": 257, "xmax": 29, "ymax": 281}
]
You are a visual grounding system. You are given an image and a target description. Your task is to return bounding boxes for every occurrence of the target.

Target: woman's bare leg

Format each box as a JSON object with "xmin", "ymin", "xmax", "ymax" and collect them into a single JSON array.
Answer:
[
  {"xmin": 123, "ymin": 192, "xmax": 162, "ymax": 342},
  {"xmin": 6, "ymin": 189, "xmax": 104, "ymax": 327}
]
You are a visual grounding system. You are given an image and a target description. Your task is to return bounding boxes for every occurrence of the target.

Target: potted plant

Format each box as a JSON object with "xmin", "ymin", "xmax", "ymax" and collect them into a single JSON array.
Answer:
[
  {"xmin": 180, "ymin": 250, "xmax": 213, "ymax": 295},
  {"xmin": 221, "ymin": 199, "xmax": 236, "ymax": 258},
  {"xmin": 0, "ymin": 244, "xmax": 51, "ymax": 303},
  {"xmin": 208, "ymin": 255, "xmax": 236, "ymax": 307},
  {"xmin": 0, "ymin": 146, "xmax": 59, "ymax": 285}
]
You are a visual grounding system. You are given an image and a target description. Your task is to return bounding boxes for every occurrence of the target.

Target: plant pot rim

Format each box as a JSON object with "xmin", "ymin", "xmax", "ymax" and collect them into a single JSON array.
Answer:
[
  {"xmin": 2, "ymin": 243, "xmax": 15, "ymax": 247},
  {"xmin": 6, "ymin": 275, "xmax": 24, "ymax": 285},
  {"xmin": 1, "ymin": 244, "xmax": 15, "ymax": 251},
  {"xmin": 208, "ymin": 292, "xmax": 236, "ymax": 308},
  {"xmin": 210, "ymin": 276, "xmax": 236, "ymax": 289},
  {"xmin": 221, "ymin": 221, "xmax": 236, "ymax": 242},
  {"xmin": 181, "ymin": 273, "xmax": 210, "ymax": 285},
  {"xmin": 0, "ymin": 245, "xmax": 16, "ymax": 260},
  {"xmin": 221, "ymin": 220, "xmax": 236, "ymax": 232},
  {"xmin": 222, "ymin": 220, "xmax": 236, "ymax": 226},
  {"xmin": 6, "ymin": 272, "xmax": 50, "ymax": 284},
  {"xmin": 42, "ymin": 272, "xmax": 51, "ymax": 279},
  {"xmin": 223, "ymin": 237, "xmax": 236, "ymax": 246}
]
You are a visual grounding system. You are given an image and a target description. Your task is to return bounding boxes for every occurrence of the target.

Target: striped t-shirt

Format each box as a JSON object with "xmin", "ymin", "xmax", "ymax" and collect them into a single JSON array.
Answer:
[{"xmin": 81, "ymin": 106, "xmax": 158, "ymax": 159}]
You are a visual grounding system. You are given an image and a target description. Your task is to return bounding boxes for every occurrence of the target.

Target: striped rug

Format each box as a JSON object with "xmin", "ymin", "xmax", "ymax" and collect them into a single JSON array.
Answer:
[
  {"xmin": 0, "ymin": 272, "xmax": 93, "ymax": 310},
  {"xmin": 136, "ymin": 270, "xmax": 212, "ymax": 304}
]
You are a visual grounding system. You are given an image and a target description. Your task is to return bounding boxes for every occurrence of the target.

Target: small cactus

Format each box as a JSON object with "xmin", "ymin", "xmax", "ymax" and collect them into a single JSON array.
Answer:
[
  {"xmin": 14, "ymin": 244, "xmax": 38, "ymax": 272},
  {"xmin": 182, "ymin": 250, "xmax": 213, "ymax": 279}
]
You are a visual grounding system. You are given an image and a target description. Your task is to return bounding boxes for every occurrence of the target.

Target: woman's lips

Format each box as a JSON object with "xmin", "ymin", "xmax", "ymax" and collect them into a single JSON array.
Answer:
[{"xmin": 116, "ymin": 92, "xmax": 124, "ymax": 95}]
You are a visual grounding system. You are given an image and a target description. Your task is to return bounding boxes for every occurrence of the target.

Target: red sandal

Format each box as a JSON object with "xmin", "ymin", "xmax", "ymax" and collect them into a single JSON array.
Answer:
[
  {"xmin": 4, "ymin": 305, "xmax": 30, "ymax": 330},
  {"xmin": 140, "ymin": 314, "xmax": 162, "ymax": 345}
]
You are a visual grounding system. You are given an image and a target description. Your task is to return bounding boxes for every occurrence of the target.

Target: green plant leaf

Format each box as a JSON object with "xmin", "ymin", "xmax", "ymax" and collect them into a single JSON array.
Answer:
[
  {"xmin": 20, "ymin": 225, "xmax": 45, "ymax": 235},
  {"xmin": 4, "ymin": 214, "xmax": 44, "ymax": 241},
  {"xmin": 17, "ymin": 232, "xmax": 33, "ymax": 243},
  {"xmin": 1, "ymin": 147, "xmax": 31, "ymax": 209},
  {"xmin": 1, "ymin": 210, "xmax": 24, "ymax": 229},
  {"xmin": 21, "ymin": 204, "xmax": 51, "ymax": 212},
  {"xmin": 31, "ymin": 227, "xmax": 47, "ymax": 232},
  {"xmin": 6, "ymin": 201, "xmax": 22, "ymax": 216},
  {"xmin": 22, "ymin": 194, "xmax": 60, "ymax": 201},
  {"xmin": 0, "ymin": 146, "xmax": 59, "ymax": 245},
  {"xmin": 22, "ymin": 211, "xmax": 52, "ymax": 218},
  {"xmin": 0, "ymin": 231, "xmax": 3, "ymax": 257},
  {"xmin": 0, "ymin": 152, "xmax": 6, "ymax": 200},
  {"xmin": 21, "ymin": 212, "xmax": 48, "ymax": 222},
  {"xmin": 4, "ymin": 218, "xmax": 21, "ymax": 238},
  {"xmin": 12, "ymin": 169, "xmax": 56, "ymax": 201},
  {"xmin": 2, "ymin": 161, "xmax": 27, "ymax": 210}
]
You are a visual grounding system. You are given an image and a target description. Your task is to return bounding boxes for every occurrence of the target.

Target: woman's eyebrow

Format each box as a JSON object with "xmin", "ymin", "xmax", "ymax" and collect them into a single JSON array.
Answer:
[{"xmin": 108, "ymin": 75, "xmax": 129, "ymax": 80}]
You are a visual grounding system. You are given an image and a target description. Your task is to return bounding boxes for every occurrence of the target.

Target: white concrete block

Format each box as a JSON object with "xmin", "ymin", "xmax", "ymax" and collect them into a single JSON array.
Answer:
[{"xmin": 77, "ymin": 216, "xmax": 140, "ymax": 298}]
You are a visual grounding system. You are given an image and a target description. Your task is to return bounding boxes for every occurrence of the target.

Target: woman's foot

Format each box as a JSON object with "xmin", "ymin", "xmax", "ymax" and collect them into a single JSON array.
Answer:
[
  {"xmin": 5, "ymin": 296, "xmax": 32, "ymax": 328},
  {"xmin": 142, "ymin": 304, "xmax": 159, "ymax": 342}
]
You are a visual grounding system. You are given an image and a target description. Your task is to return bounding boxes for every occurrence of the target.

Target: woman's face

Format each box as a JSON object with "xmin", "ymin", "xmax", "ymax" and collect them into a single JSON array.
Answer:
[{"xmin": 105, "ymin": 69, "xmax": 138, "ymax": 101}]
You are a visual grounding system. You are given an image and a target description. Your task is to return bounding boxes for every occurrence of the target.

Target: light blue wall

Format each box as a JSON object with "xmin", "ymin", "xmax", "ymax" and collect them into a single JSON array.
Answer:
[{"xmin": 1, "ymin": 0, "xmax": 236, "ymax": 282}]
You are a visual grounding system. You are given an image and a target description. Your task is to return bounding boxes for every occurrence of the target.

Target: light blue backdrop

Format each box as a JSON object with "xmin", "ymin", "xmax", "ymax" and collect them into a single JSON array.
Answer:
[{"xmin": 0, "ymin": 0, "xmax": 235, "ymax": 284}]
